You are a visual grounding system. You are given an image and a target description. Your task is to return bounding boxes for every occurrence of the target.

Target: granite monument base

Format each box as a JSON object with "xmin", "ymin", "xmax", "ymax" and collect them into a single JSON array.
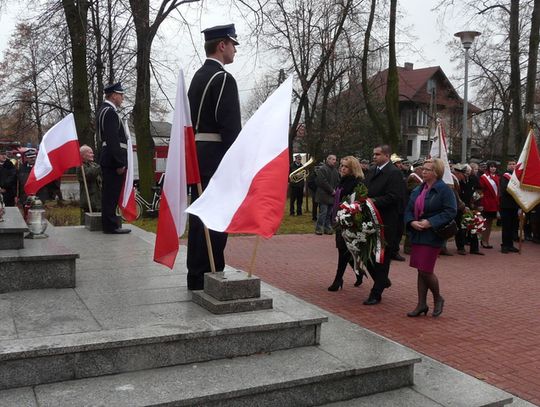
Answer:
[
  {"xmin": 84, "ymin": 212, "xmax": 102, "ymax": 231},
  {"xmin": 191, "ymin": 271, "xmax": 273, "ymax": 314}
]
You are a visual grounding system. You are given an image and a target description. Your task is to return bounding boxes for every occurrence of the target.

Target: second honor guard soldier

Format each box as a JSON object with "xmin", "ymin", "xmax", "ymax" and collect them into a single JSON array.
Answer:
[
  {"xmin": 186, "ymin": 24, "xmax": 242, "ymax": 290},
  {"xmin": 97, "ymin": 82, "xmax": 131, "ymax": 234}
]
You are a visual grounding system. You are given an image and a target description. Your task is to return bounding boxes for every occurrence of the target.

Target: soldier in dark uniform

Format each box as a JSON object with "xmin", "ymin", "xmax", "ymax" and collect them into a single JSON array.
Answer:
[
  {"xmin": 97, "ymin": 82, "xmax": 130, "ymax": 234},
  {"xmin": 187, "ymin": 24, "xmax": 242, "ymax": 290},
  {"xmin": 289, "ymin": 154, "xmax": 305, "ymax": 216}
]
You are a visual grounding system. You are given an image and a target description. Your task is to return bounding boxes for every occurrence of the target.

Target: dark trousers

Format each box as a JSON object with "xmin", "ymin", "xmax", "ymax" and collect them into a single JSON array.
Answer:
[
  {"xmin": 500, "ymin": 208, "xmax": 519, "ymax": 248},
  {"xmin": 101, "ymin": 166, "xmax": 123, "ymax": 232},
  {"xmin": 388, "ymin": 213, "xmax": 404, "ymax": 256},
  {"xmin": 186, "ymin": 177, "xmax": 228, "ymax": 290},
  {"xmin": 309, "ymin": 189, "xmax": 318, "ymax": 220},
  {"xmin": 455, "ymin": 211, "xmax": 480, "ymax": 252},
  {"xmin": 289, "ymin": 186, "xmax": 303, "ymax": 215},
  {"xmin": 366, "ymin": 253, "xmax": 391, "ymax": 300}
]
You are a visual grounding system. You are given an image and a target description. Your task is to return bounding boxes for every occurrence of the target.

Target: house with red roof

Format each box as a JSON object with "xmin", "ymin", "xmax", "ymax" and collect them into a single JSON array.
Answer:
[{"xmin": 369, "ymin": 63, "xmax": 480, "ymax": 161}]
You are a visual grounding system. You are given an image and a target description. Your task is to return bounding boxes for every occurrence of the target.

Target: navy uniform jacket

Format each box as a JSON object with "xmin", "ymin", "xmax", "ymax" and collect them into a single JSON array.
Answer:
[
  {"xmin": 97, "ymin": 101, "xmax": 127, "ymax": 169},
  {"xmin": 188, "ymin": 59, "xmax": 241, "ymax": 178}
]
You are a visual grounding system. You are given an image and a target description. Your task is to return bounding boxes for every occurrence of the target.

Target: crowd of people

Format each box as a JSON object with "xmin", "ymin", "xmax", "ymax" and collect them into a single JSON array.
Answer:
[
  {"xmin": 0, "ymin": 149, "xmax": 64, "ymax": 208},
  {"xmin": 289, "ymin": 148, "xmax": 540, "ymax": 317}
]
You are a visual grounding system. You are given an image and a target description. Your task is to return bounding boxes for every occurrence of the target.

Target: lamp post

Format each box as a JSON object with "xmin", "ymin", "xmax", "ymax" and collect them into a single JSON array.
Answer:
[{"xmin": 454, "ymin": 30, "xmax": 481, "ymax": 163}]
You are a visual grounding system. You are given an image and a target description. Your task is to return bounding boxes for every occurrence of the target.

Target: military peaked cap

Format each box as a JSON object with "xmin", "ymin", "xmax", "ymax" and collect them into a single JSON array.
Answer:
[
  {"xmin": 202, "ymin": 24, "xmax": 239, "ymax": 45},
  {"xmin": 104, "ymin": 82, "xmax": 125, "ymax": 94}
]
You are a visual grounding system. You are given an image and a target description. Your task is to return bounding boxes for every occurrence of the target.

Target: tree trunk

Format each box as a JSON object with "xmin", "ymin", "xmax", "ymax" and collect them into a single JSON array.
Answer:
[
  {"xmin": 384, "ymin": 0, "xmax": 400, "ymax": 150},
  {"xmin": 524, "ymin": 0, "xmax": 540, "ymax": 125},
  {"xmin": 129, "ymin": 0, "xmax": 155, "ymax": 202},
  {"xmin": 62, "ymin": 0, "xmax": 93, "ymax": 148},
  {"xmin": 361, "ymin": 0, "xmax": 388, "ymax": 142},
  {"xmin": 509, "ymin": 0, "xmax": 523, "ymax": 151}
]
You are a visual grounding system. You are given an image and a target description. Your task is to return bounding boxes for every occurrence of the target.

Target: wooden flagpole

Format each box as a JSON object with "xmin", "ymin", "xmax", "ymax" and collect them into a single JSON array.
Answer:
[
  {"xmin": 248, "ymin": 236, "xmax": 261, "ymax": 278},
  {"xmin": 196, "ymin": 182, "xmax": 216, "ymax": 273},
  {"xmin": 80, "ymin": 164, "xmax": 93, "ymax": 213}
]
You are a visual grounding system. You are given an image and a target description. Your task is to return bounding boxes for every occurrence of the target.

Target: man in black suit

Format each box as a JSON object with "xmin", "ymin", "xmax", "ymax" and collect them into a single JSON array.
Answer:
[
  {"xmin": 363, "ymin": 145, "xmax": 405, "ymax": 305},
  {"xmin": 97, "ymin": 82, "xmax": 130, "ymax": 235},
  {"xmin": 187, "ymin": 24, "xmax": 242, "ymax": 290}
]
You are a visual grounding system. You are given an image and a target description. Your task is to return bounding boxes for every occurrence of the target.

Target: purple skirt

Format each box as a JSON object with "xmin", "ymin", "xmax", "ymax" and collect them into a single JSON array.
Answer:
[{"xmin": 409, "ymin": 244, "xmax": 440, "ymax": 273}]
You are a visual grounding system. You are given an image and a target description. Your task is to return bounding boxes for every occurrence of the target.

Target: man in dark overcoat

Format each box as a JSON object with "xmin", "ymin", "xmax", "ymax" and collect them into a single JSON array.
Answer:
[
  {"xmin": 499, "ymin": 159, "xmax": 520, "ymax": 253},
  {"xmin": 0, "ymin": 151, "xmax": 17, "ymax": 206},
  {"xmin": 186, "ymin": 24, "xmax": 242, "ymax": 290},
  {"xmin": 314, "ymin": 154, "xmax": 339, "ymax": 235},
  {"xmin": 97, "ymin": 82, "xmax": 130, "ymax": 234},
  {"xmin": 363, "ymin": 144, "xmax": 405, "ymax": 305}
]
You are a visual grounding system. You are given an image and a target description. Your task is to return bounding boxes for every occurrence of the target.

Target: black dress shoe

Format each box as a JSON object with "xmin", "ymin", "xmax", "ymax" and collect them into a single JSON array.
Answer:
[
  {"xmin": 391, "ymin": 253, "xmax": 405, "ymax": 261},
  {"xmin": 470, "ymin": 251, "xmax": 485, "ymax": 255},
  {"xmin": 104, "ymin": 228, "xmax": 131, "ymax": 234},
  {"xmin": 508, "ymin": 246, "xmax": 519, "ymax": 253},
  {"xmin": 363, "ymin": 297, "xmax": 381, "ymax": 305}
]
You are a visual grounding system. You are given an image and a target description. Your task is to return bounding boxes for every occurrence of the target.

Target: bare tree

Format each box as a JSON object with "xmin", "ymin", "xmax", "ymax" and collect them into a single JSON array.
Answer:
[
  {"xmin": 128, "ymin": 0, "xmax": 200, "ymax": 201},
  {"xmin": 524, "ymin": 0, "xmax": 540, "ymax": 124},
  {"xmin": 62, "ymin": 0, "xmax": 93, "ymax": 147},
  {"xmin": 384, "ymin": 0, "xmax": 400, "ymax": 150}
]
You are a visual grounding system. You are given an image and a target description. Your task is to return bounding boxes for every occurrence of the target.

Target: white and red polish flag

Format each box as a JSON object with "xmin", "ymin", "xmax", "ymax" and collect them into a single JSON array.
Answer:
[
  {"xmin": 429, "ymin": 121, "xmax": 453, "ymax": 185},
  {"xmin": 154, "ymin": 70, "xmax": 200, "ymax": 268},
  {"xmin": 507, "ymin": 128, "xmax": 540, "ymax": 212},
  {"xmin": 118, "ymin": 122, "xmax": 137, "ymax": 221},
  {"xmin": 25, "ymin": 113, "xmax": 81, "ymax": 195},
  {"xmin": 186, "ymin": 76, "xmax": 293, "ymax": 238}
]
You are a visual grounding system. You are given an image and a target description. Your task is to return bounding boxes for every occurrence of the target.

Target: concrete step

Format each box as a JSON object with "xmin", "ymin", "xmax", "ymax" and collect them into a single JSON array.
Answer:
[
  {"xmin": 0, "ymin": 237, "xmax": 78, "ymax": 293},
  {"xmin": 0, "ymin": 345, "xmax": 419, "ymax": 407},
  {"xmin": 0, "ymin": 310, "xmax": 326, "ymax": 390},
  {"xmin": 0, "ymin": 207, "xmax": 28, "ymax": 250}
]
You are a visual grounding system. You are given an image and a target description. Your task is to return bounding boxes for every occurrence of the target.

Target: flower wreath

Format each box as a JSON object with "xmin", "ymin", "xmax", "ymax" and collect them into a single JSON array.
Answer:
[
  {"xmin": 461, "ymin": 209, "xmax": 486, "ymax": 235},
  {"xmin": 334, "ymin": 184, "xmax": 386, "ymax": 274}
]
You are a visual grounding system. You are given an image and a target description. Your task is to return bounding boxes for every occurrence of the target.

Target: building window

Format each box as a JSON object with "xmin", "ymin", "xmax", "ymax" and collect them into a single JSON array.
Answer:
[
  {"xmin": 407, "ymin": 139, "xmax": 413, "ymax": 156},
  {"xmin": 408, "ymin": 109, "xmax": 429, "ymax": 127},
  {"xmin": 420, "ymin": 140, "xmax": 429, "ymax": 157}
]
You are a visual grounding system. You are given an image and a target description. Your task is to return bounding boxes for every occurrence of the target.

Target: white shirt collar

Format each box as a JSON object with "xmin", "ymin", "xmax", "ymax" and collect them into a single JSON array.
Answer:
[
  {"xmin": 104, "ymin": 100, "xmax": 117, "ymax": 111},
  {"xmin": 207, "ymin": 57, "xmax": 224, "ymax": 68},
  {"xmin": 378, "ymin": 161, "xmax": 390, "ymax": 171}
]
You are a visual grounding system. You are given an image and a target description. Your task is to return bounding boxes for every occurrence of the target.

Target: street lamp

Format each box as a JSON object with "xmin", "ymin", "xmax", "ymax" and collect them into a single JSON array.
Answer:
[{"xmin": 454, "ymin": 30, "xmax": 481, "ymax": 163}]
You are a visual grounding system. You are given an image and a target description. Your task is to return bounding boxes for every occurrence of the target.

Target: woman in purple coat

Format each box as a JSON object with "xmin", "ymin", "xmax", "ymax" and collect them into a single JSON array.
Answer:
[{"xmin": 404, "ymin": 159, "xmax": 457, "ymax": 317}]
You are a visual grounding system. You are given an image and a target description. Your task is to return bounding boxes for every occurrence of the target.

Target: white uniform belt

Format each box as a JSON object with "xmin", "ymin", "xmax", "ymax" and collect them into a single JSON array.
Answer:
[
  {"xmin": 102, "ymin": 142, "xmax": 128, "ymax": 149},
  {"xmin": 195, "ymin": 133, "xmax": 222, "ymax": 142}
]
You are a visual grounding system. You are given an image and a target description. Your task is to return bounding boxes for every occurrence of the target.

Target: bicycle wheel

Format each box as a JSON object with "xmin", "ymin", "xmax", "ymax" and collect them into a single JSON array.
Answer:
[
  {"xmin": 135, "ymin": 199, "xmax": 143, "ymax": 220},
  {"xmin": 115, "ymin": 205, "xmax": 126, "ymax": 221},
  {"xmin": 116, "ymin": 200, "xmax": 143, "ymax": 221}
]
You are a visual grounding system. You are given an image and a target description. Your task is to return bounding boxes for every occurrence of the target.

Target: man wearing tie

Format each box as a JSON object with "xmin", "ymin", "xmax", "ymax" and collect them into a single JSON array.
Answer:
[{"xmin": 363, "ymin": 145, "xmax": 406, "ymax": 305}]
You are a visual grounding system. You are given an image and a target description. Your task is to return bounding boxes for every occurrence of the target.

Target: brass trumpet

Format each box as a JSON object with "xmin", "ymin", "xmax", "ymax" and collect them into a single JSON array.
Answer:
[{"xmin": 289, "ymin": 157, "xmax": 314, "ymax": 183}]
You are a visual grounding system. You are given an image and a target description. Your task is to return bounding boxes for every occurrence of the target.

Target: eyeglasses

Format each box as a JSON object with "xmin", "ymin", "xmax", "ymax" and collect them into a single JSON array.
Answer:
[{"xmin": 422, "ymin": 167, "xmax": 434, "ymax": 172}]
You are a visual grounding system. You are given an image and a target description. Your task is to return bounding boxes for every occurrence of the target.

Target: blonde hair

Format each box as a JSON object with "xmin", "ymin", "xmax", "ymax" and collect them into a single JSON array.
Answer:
[
  {"xmin": 341, "ymin": 156, "xmax": 364, "ymax": 179},
  {"xmin": 424, "ymin": 158, "xmax": 445, "ymax": 180}
]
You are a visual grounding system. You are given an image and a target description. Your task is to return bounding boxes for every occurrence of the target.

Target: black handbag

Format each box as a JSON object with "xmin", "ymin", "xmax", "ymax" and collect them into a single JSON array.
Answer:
[{"xmin": 433, "ymin": 220, "xmax": 458, "ymax": 240}]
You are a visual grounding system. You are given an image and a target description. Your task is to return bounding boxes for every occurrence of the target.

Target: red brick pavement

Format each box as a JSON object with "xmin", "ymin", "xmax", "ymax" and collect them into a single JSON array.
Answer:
[{"xmin": 225, "ymin": 231, "xmax": 540, "ymax": 405}]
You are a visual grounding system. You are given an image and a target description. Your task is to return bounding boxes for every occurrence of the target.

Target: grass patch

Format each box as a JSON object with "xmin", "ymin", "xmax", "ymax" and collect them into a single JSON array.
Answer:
[
  {"xmin": 44, "ymin": 201, "xmax": 81, "ymax": 226},
  {"xmin": 41, "ymin": 199, "xmax": 319, "ymax": 235}
]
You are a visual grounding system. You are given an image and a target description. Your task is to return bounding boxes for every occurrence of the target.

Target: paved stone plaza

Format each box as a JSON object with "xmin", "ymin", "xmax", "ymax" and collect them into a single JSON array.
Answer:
[
  {"xmin": 0, "ymin": 223, "xmax": 535, "ymax": 405},
  {"xmin": 225, "ymin": 231, "xmax": 540, "ymax": 406}
]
